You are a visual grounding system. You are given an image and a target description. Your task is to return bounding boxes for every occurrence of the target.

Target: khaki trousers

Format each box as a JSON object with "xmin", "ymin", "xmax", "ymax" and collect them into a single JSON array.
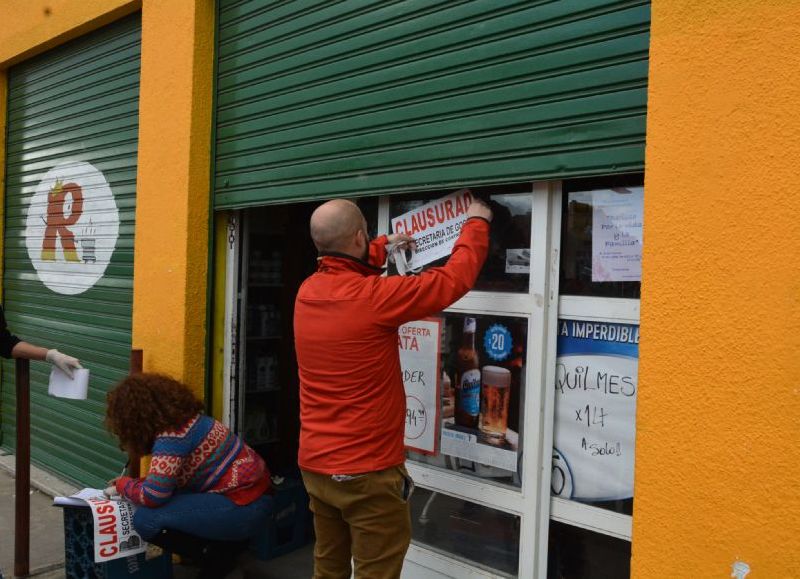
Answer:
[{"xmin": 301, "ymin": 466, "xmax": 413, "ymax": 579}]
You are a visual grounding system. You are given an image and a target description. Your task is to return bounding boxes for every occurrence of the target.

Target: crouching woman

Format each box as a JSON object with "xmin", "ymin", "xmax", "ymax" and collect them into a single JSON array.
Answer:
[{"xmin": 105, "ymin": 373, "xmax": 272, "ymax": 578}]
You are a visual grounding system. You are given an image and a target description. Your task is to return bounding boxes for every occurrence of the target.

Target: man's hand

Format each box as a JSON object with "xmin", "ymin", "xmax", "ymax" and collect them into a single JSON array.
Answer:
[
  {"xmin": 467, "ymin": 199, "xmax": 493, "ymax": 222},
  {"xmin": 386, "ymin": 233, "xmax": 416, "ymax": 250},
  {"xmin": 46, "ymin": 349, "xmax": 82, "ymax": 379}
]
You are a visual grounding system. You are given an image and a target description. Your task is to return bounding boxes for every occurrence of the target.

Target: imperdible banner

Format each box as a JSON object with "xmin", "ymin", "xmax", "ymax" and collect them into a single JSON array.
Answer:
[
  {"xmin": 391, "ymin": 189, "xmax": 474, "ymax": 269},
  {"xmin": 84, "ymin": 496, "xmax": 146, "ymax": 562},
  {"xmin": 552, "ymin": 319, "xmax": 639, "ymax": 502},
  {"xmin": 399, "ymin": 319, "xmax": 442, "ymax": 455}
]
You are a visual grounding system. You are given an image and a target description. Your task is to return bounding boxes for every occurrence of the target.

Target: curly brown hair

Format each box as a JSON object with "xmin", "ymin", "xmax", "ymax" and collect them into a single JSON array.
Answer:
[{"xmin": 105, "ymin": 373, "xmax": 204, "ymax": 456}]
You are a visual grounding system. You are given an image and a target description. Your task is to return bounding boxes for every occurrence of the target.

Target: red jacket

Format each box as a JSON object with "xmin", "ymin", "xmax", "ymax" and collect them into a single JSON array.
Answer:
[{"xmin": 294, "ymin": 217, "xmax": 490, "ymax": 474}]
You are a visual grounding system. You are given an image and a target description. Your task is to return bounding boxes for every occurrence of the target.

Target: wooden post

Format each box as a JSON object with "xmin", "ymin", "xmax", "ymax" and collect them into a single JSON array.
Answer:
[
  {"xmin": 14, "ymin": 358, "xmax": 30, "ymax": 578},
  {"xmin": 129, "ymin": 349, "xmax": 143, "ymax": 375},
  {"xmin": 127, "ymin": 349, "xmax": 143, "ymax": 477}
]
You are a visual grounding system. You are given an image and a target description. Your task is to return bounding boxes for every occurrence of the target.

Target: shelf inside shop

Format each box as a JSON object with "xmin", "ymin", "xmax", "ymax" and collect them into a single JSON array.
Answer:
[{"xmin": 248, "ymin": 437, "xmax": 279, "ymax": 446}]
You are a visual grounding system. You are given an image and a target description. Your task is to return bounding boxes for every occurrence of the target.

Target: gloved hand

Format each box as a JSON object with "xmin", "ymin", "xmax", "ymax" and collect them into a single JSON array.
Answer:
[
  {"xmin": 46, "ymin": 349, "xmax": 82, "ymax": 379},
  {"xmin": 387, "ymin": 242, "xmax": 421, "ymax": 276}
]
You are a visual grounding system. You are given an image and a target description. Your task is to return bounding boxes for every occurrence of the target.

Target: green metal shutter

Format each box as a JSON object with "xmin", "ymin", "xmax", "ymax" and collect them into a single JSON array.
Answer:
[
  {"xmin": 1, "ymin": 15, "xmax": 140, "ymax": 487},
  {"xmin": 213, "ymin": 0, "xmax": 650, "ymax": 209}
]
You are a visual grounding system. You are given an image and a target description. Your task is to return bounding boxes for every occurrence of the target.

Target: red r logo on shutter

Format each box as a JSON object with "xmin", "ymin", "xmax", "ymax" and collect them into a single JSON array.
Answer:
[{"xmin": 41, "ymin": 179, "xmax": 84, "ymax": 262}]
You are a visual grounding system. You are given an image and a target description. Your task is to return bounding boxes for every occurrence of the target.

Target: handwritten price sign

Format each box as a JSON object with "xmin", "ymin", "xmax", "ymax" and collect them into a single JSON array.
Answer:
[
  {"xmin": 398, "ymin": 319, "xmax": 442, "ymax": 454},
  {"xmin": 552, "ymin": 320, "xmax": 639, "ymax": 501}
]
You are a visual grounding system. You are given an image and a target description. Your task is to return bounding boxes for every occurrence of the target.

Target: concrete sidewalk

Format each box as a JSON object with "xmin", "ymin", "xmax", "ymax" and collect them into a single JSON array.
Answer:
[{"xmin": 0, "ymin": 450, "xmax": 76, "ymax": 577}]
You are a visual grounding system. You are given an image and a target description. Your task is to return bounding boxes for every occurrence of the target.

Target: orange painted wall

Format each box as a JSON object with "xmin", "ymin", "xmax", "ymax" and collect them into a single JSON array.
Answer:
[
  {"xmin": 0, "ymin": 0, "xmax": 214, "ymax": 396},
  {"xmin": 0, "ymin": 0, "xmax": 140, "ymax": 66},
  {"xmin": 132, "ymin": 0, "xmax": 214, "ymax": 395},
  {"xmin": 634, "ymin": 2, "xmax": 800, "ymax": 577}
]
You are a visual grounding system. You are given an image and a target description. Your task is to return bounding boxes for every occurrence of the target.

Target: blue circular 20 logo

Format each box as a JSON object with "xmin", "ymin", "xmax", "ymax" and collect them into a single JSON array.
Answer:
[{"xmin": 484, "ymin": 324, "xmax": 512, "ymax": 362}]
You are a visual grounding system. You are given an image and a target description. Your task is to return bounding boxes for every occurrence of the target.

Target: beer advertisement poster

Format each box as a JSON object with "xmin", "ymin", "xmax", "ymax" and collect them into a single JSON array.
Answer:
[
  {"xmin": 552, "ymin": 319, "xmax": 639, "ymax": 502},
  {"xmin": 399, "ymin": 318, "xmax": 442, "ymax": 455},
  {"xmin": 438, "ymin": 315, "xmax": 524, "ymax": 473}
]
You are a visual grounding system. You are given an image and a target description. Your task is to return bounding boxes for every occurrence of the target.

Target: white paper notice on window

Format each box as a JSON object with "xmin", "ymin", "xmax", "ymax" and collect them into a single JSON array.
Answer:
[
  {"xmin": 399, "ymin": 319, "xmax": 442, "ymax": 455},
  {"xmin": 591, "ymin": 187, "xmax": 644, "ymax": 282},
  {"xmin": 552, "ymin": 320, "xmax": 639, "ymax": 502},
  {"xmin": 391, "ymin": 189, "xmax": 475, "ymax": 270}
]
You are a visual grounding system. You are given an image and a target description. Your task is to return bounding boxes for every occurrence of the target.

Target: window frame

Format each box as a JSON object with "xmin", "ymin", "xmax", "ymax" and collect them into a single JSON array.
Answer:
[
  {"xmin": 536, "ymin": 178, "xmax": 644, "ymax": 576},
  {"xmin": 380, "ymin": 181, "xmax": 561, "ymax": 578}
]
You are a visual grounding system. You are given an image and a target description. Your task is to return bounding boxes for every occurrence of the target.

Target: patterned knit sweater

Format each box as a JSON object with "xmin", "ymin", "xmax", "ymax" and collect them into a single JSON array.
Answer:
[{"xmin": 116, "ymin": 414, "xmax": 270, "ymax": 508}]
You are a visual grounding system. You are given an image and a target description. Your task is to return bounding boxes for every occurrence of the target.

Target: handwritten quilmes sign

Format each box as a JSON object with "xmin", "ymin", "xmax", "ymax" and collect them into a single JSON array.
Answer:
[
  {"xmin": 552, "ymin": 319, "xmax": 639, "ymax": 502},
  {"xmin": 591, "ymin": 187, "xmax": 644, "ymax": 282},
  {"xmin": 391, "ymin": 189, "xmax": 474, "ymax": 269},
  {"xmin": 398, "ymin": 318, "xmax": 442, "ymax": 454}
]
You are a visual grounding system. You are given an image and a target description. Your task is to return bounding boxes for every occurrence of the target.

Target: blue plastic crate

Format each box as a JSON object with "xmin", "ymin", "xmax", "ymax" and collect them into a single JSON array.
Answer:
[
  {"xmin": 250, "ymin": 478, "xmax": 312, "ymax": 561},
  {"xmin": 61, "ymin": 506, "xmax": 172, "ymax": 579}
]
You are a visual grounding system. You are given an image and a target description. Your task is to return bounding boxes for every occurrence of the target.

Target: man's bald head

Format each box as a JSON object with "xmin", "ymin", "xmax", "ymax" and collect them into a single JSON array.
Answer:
[{"xmin": 309, "ymin": 199, "xmax": 367, "ymax": 255}]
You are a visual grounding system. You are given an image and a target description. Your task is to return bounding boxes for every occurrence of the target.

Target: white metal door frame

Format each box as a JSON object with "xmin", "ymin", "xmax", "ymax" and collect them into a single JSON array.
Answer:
[
  {"xmin": 388, "ymin": 182, "xmax": 563, "ymax": 578},
  {"xmin": 220, "ymin": 183, "xmax": 574, "ymax": 578}
]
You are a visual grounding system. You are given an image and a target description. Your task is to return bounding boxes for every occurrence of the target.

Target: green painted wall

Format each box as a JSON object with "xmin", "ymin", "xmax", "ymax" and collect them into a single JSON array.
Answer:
[{"xmin": 214, "ymin": 0, "xmax": 650, "ymax": 208}]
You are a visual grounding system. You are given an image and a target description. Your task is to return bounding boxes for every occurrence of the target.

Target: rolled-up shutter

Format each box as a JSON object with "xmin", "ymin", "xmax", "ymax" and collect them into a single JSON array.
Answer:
[
  {"xmin": 1, "ymin": 15, "xmax": 140, "ymax": 487},
  {"xmin": 214, "ymin": 0, "xmax": 650, "ymax": 208}
]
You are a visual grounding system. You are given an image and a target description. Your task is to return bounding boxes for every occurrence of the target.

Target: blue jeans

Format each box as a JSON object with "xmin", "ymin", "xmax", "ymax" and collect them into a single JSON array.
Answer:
[{"xmin": 132, "ymin": 493, "xmax": 273, "ymax": 542}]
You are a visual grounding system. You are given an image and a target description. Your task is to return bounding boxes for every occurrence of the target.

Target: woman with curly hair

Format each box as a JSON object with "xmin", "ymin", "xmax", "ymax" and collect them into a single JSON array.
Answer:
[{"xmin": 106, "ymin": 373, "xmax": 272, "ymax": 578}]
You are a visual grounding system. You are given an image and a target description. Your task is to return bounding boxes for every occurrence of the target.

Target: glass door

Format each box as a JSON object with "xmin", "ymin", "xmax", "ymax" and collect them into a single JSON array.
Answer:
[
  {"xmin": 376, "ymin": 182, "xmax": 562, "ymax": 578},
  {"xmin": 542, "ymin": 175, "xmax": 644, "ymax": 578}
]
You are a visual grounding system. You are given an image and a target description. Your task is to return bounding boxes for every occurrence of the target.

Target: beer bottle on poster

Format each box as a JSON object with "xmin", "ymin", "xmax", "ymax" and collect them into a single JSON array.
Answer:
[{"xmin": 455, "ymin": 317, "xmax": 481, "ymax": 428}]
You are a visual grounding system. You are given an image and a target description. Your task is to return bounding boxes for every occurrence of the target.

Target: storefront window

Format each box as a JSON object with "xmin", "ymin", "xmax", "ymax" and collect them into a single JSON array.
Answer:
[
  {"xmin": 356, "ymin": 196, "xmax": 379, "ymax": 240},
  {"xmin": 560, "ymin": 177, "xmax": 644, "ymax": 299},
  {"xmin": 389, "ymin": 184, "xmax": 533, "ymax": 293},
  {"xmin": 411, "ymin": 488, "xmax": 520, "ymax": 577},
  {"xmin": 549, "ymin": 175, "xmax": 642, "ymax": 578},
  {"xmin": 547, "ymin": 520, "xmax": 630, "ymax": 579},
  {"xmin": 405, "ymin": 313, "xmax": 527, "ymax": 489}
]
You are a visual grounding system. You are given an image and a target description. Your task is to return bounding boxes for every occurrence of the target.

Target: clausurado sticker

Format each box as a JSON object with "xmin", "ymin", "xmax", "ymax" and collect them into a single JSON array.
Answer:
[{"xmin": 391, "ymin": 189, "xmax": 474, "ymax": 269}]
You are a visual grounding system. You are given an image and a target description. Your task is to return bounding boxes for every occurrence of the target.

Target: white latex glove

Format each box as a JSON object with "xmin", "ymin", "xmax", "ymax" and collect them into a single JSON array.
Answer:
[{"xmin": 46, "ymin": 349, "xmax": 82, "ymax": 379}]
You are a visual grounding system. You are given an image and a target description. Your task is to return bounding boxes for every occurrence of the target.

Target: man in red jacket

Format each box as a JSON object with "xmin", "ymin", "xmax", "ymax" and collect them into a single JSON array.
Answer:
[{"xmin": 295, "ymin": 197, "xmax": 492, "ymax": 579}]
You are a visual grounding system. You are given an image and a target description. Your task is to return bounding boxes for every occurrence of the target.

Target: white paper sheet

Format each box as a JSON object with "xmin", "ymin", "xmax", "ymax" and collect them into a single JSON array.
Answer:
[
  {"xmin": 399, "ymin": 319, "xmax": 442, "ymax": 455},
  {"xmin": 48, "ymin": 367, "xmax": 89, "ymax": 400},
  {"xmin": 53, "ymin": 487, "xmax": 104, "ymax": 507},
  {"xmin": 591, "ymin": 187, "xmax": 644, "ymax": 282}
]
